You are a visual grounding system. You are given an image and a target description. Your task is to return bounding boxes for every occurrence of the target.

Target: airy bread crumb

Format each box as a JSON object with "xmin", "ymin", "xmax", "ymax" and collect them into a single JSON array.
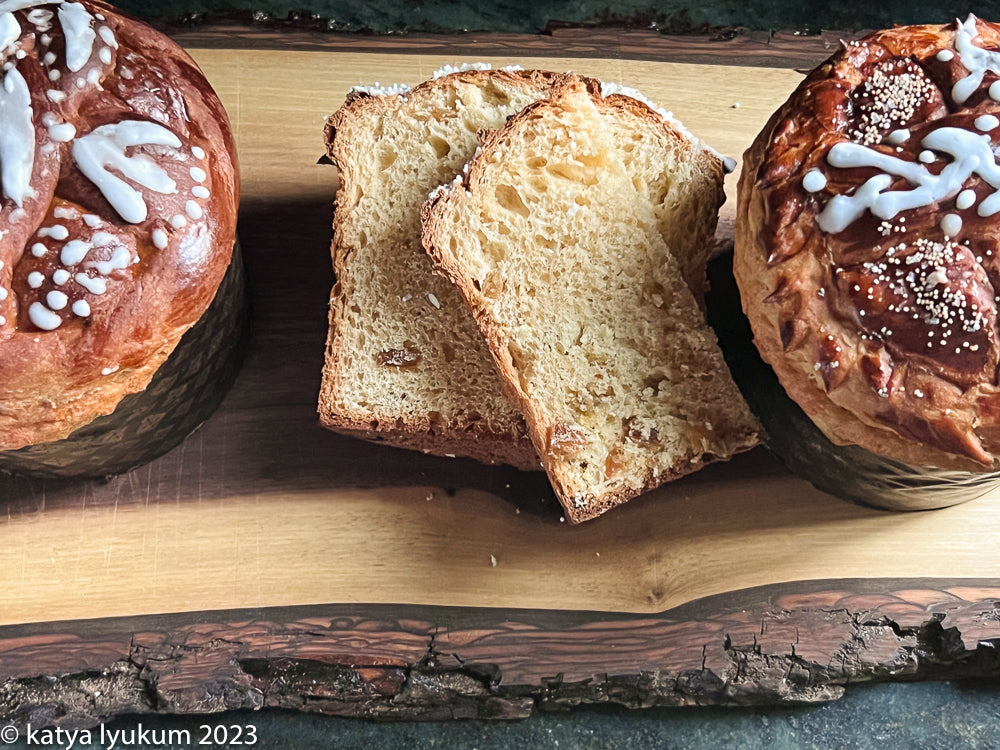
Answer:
[{"xmin": 422, "ymin": 76, "xmax": 759, "ymax": 522}]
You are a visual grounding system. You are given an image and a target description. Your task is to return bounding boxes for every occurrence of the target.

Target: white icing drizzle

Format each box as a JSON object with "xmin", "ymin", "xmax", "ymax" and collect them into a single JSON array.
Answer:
[
  {"xmin": 72, "ymin": 121, "xmax": 181, "ymax": 223},
  {"xmin": 887, "ymin": 128, "xmax": 910, "ymax": 144},
  {"xmin": 0, "ymin": 12, "xmax": 19, "ymax": 51},
  {"xmin": 151, "ymin": 227, "xmax": 167, "ymax": 249},
  {"xmin": 952, "ymin": 16, "xmax": 1000, "ymax": 105},
  {"xmin": 97, "ymin": 25, "xmax": 115, "ymax": 48},
  {"xmin": 89, "ymin": 245, "xmax": 130, "ymax": 275},
  {"xmin": 52, "ymin": 268, "xmax": 69, "ymax": 283},
  {"xmin": 41, "ymin": 50, "xmax": 54, "ymax": 65},
  {"xmin": 45, "ymin": 89, "xmax": 64, "ymax": 102},
  {"xmin": 957, "ymin": 188, "xmax": 977, "ymax": 209},
  {"xmin": 991, "ymin": 80, "xmax": 1000, "ymax": 102},
  {"xmin": 26, "ymin": 270, "xmax": 42, "ymax": 287},
  {"xmin": 937, "ymin": 49, "xmax": 955, "ymax": 62},
  {"xmin": 71, "ymin": 298, "xmax": 88, "ymax": 316},
  {"xmin": 0, "ymin": 1, "xmax": 49, "ymax": 15},
  {"xmin": 919, "ymin": 149, "xmax": 936, "ymax": 163},
  {"xmin": 51, "ymin": 204, "xmax": 75, "ymax": 220},
  {"xmin": 45, "ymin": 289, "xmax": 66, "ymax": 309},
  {"xmin": 941, "ymin": 212, "xmax": 963, "ymax": 236},
  {"xmin": 29, "ymin": 241, "xmax": 45, "ymax": 256},
  {"xmin": 0, "ymin": 287, "xmax": 6, "ymax": 300},
  {"xmin": 0, "ymin": 66, "xmax": 34, "ymax": 207},
  {"xmin": 349, "ymin": 81, "xmax": 411, "ymax": 97},
  {"xmin": 818, "ymin": 127, "xmax": 1000, "ymax": 233},
  {"xmin": 98, "ymin": 46, "xmax": 110, "ymax": 65},
  {"xmin": 25, "ymin": 7, "xmax": 51, "ymax": 31},
  {"xmin": 38, "ymin": 224, "xmax": 67, "ymax": 239},
  {"xmin": 90, "ymin": 230, "xmax": 113, "ymax": 246},
  {"xmin": 802, "ymin": 169, "xmax": 827, "ymax": 192},
  {"xmin": 100, "ymin": 364, "xmax": 117, "ymax": 375},
  {"xmin": 74, "ymin": 272, "xmax": 105, "ymax": 294},
  {"xmin": 82, "ymin": 213, "xmax": 100, "ymax": 227},
  {"xmin": 975, "ymin": 114, "xmax": 999, "ymax": 131},
  {"xmin": 58, "ymin": 2, "xmax": 96, "ymax": 73},
  {"xmin": 28, "ymin": 300, "xmax": 59, "ymax": 329},
  {"xmin": 47, "ymin": 121, "xmax": 75, "ymax": 142},
  {"xmin": 59, "ymin": 238, "xmax": 89, "ymax": 264}
]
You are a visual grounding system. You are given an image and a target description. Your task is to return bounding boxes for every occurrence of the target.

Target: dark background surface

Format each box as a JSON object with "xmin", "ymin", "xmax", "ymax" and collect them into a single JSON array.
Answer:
[
  {"xmin": 115, "ymin": 0, "xmax": 1000, "ymax": 34},
  {"xmin": 11, "ymin": 1, "xmax": 995, "ymax": 747}
]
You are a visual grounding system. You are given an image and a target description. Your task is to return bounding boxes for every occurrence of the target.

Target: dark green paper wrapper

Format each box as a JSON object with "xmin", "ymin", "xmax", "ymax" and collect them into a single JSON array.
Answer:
[
  {"xmin": 708, "ymin": 252, "xmax": 1000, "ymax": 512},
  {"xmin": 0, "ymin": 242, "xmax": 249, "ymax": 479}
]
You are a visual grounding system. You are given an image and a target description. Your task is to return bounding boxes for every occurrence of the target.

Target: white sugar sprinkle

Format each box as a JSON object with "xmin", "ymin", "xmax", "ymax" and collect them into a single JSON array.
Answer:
[
  {"xmin": 185, "ymin": 200, "xmax": 203, "ymax": 220},
  {"xmin": 190, "ymin": 166, "xmax": 207, "ymax": 182},
  {"xmin": 52, "ymin": 269, "xmax": 70, "ymax": 284},
  {"xmin": 27, "ymin": 272, "xmax": 44, "ymax": 289},
  {"xmin": 30, "ymin": 243, "xmax": 47, "ymax": 257},
  {"xmin": 72, "ymin": 299, "xmax": 90, "ymax": 317},
  {"xmin": 191, "ymin": 185, "xmax": 210, "ymax": 199}
]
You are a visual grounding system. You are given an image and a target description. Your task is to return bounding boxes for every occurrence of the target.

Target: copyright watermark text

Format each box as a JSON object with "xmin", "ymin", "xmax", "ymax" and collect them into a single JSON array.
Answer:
[{"xmin": 1, "ymin": 722, "xmax": 258, "ymax": 748}]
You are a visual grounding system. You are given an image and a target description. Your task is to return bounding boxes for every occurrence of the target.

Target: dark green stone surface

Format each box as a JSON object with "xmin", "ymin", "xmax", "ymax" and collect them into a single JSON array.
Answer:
[{"xmin": 116, "ymin": 0, "xmax": 1000, "ymax": 34}]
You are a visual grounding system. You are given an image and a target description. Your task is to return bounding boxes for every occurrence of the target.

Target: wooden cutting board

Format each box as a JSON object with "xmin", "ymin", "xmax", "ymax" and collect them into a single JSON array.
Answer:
[{"xmin": 2, "ymin": 32, "xmax": 1000, "ymax": 725}]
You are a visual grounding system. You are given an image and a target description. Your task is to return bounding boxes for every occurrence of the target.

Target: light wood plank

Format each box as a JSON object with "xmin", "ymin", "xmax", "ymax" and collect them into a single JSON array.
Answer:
[{"xmin": 1, "ymin": 49, "xmax": 996, "ymax": 628}]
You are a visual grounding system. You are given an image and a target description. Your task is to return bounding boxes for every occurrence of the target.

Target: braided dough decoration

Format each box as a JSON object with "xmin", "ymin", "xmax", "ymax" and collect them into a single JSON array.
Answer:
[
  {"xmin": 0, "ymin": 0, "xmax": 238, "ymax": 451},
  {"xmin": 736, "ymin": 16, "xmax": 1000, "ymax": 471}
]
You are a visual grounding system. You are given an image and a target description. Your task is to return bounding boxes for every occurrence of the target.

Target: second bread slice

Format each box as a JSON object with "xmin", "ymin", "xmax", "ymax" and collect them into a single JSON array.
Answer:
[{"xmin": 422, "ymin": 76, "xmax": 759, "ymax": 522}]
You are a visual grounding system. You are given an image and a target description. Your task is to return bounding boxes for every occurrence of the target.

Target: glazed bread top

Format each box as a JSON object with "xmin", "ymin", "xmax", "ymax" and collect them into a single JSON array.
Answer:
[
  {"xmin": 737, "ymin": 16, "xmax": 1000, "ymax": 470},
  {"xmin": 0, "ymin": 0, "xmax": 238, "ymax": 451}
]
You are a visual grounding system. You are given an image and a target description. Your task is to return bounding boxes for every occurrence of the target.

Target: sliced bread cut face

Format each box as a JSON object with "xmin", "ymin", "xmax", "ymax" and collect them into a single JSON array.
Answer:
[
  {"xmin": 422, "ymin": 77, "xmax": 760, "ymax": 522},
  {"xmin": 321, "ymin": 69, "xmax": 567, "ymax": 470}
]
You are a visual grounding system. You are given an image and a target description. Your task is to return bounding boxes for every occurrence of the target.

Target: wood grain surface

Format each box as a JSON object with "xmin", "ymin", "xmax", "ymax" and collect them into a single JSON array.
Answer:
[
  {"xmin": 0, "ymin": 46, "xmax": 998, "ymax": 628},
  {"xmin": 2, "ymin": 36, "xmax": 1000, "ymax": 723}
]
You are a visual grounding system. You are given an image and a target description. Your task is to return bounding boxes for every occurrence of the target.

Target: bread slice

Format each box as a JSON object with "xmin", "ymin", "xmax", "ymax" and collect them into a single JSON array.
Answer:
[
  {"xmin": 321, "ymin": 68, "xmax": 572, "ymax": 470},
  {"xmin": 422, "ymin": 76, "xmax": 760, "ymax": 522}
]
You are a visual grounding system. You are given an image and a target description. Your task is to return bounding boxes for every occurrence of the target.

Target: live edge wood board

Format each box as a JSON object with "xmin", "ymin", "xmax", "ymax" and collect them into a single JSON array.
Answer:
[{"xmin": 3, "ymin": 28, "xmax": 1000, "ymax": 727}]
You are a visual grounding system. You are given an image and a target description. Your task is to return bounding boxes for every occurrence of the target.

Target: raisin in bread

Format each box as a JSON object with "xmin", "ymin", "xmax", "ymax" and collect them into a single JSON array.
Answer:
[
  {"xmin": 321, "ymin": 68, "xmax": 569, "ymax": 469},
  {"xmin": 422, "ymin": 76, "xmax": 760, "ymax": 522}
]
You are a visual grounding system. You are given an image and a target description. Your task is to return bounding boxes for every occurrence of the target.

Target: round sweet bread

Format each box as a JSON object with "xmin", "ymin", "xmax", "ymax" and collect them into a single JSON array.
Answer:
[
  {"xmin": 736, "ymin": 16, "xmax": 1000, "ymax": 477},
  {"xmin": 0, "ymin": 1, "xmax": 241, "ymax": 475}
]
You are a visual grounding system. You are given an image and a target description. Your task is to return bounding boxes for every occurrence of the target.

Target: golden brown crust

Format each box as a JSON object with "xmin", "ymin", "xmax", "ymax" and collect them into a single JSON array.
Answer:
[
  {"xmin": 0, "ymin": 0, "xmax": 238, "ymax": 451},
  {"xmin": 735, "ymin": 16, "xmax": 1000, "ymax": 471}
]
